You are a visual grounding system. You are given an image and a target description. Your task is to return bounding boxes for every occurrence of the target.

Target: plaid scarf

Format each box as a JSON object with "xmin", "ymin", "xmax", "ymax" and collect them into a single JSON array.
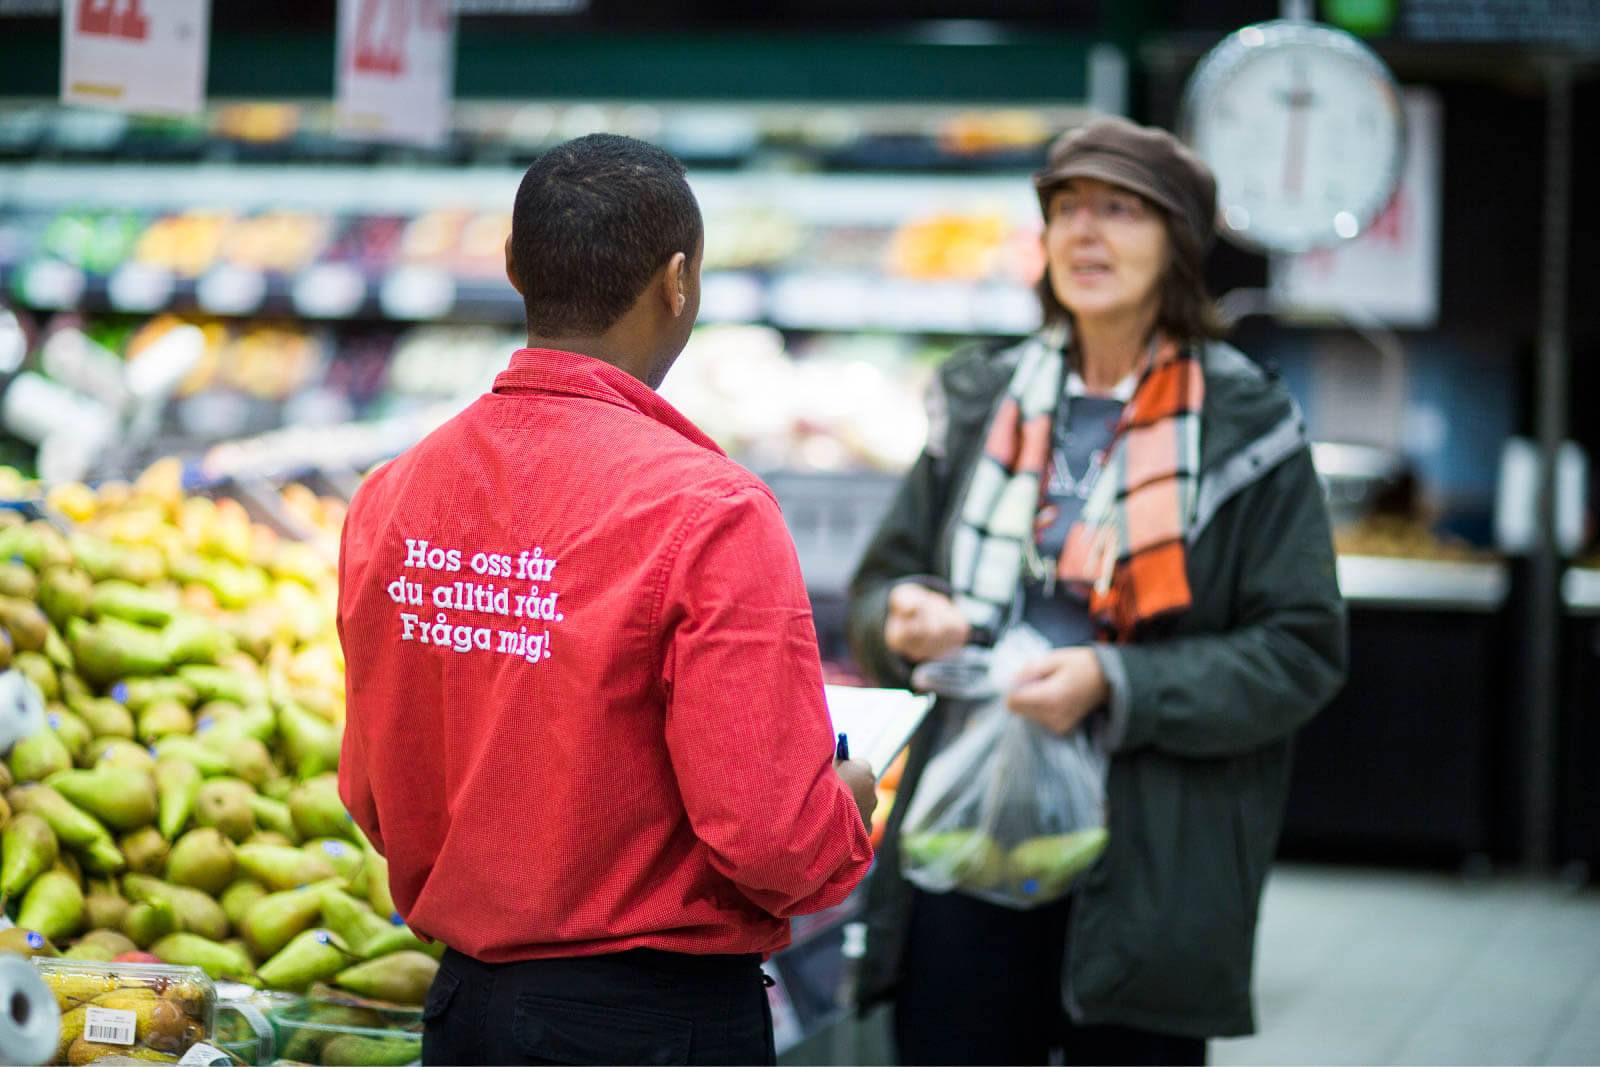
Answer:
[{"xmin": 949, "ymin": 327, "xmax": 1204, "ymax": 640}]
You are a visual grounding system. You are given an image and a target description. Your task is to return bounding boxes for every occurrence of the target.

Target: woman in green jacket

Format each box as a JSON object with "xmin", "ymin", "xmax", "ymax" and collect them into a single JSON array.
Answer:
[{"xmin": 846, "ymin": 116, "xmax": 1348, "ymax": 1066}]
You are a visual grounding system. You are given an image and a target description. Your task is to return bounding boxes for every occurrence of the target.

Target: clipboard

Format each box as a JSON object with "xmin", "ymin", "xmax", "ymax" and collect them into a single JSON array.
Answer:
[{"xmin": 824, "ymin": 685, "xmax": 934, "ymax": 782}]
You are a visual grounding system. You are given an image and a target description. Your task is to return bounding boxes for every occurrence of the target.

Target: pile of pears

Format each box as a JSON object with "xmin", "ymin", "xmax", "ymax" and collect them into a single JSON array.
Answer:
[{"xmin": 0, "ymin": 461, "xmax": 440, "ymax": 1012}]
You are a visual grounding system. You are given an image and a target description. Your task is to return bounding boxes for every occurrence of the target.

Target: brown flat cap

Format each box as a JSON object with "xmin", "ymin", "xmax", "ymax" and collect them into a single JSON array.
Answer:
[{"xmin": 1034, "ymin": 115, "xmax": 1218, "ymax": 248}]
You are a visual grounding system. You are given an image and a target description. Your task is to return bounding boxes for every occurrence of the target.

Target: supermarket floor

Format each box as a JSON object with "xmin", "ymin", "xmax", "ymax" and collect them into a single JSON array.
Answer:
[{"xmin": 789, "ymin": 862, "xmax": 1600, "ymax": 1066}]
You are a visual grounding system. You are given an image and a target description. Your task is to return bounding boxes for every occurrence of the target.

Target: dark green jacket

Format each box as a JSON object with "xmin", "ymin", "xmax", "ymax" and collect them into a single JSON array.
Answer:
[{"xmin": 846, "ymin": 337, "xmax": 1348, "ymax": 1038}]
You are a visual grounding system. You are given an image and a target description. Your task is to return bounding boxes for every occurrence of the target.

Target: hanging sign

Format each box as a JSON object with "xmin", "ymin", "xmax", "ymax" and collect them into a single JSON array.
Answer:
[
  {"xmin": 60, "ymin": 0, "xmax": 211, "ymax": 116},
  {"xmin": 335, "ymin": 0, "xmax": 457, "ymax": 148},
  {"xmin": 1270, "ymin": 88, "xmax": 1443, "ymax": 327}
]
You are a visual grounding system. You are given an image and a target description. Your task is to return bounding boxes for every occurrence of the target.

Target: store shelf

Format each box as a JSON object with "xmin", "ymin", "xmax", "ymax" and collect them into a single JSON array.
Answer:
[
  {"xmin": 1336, "ymin": 554, "xmax": 1509, "ymax": 611},
  {"xmin": 1563, "ymin": 567, "xmax": 1600, "ymax": 616}
]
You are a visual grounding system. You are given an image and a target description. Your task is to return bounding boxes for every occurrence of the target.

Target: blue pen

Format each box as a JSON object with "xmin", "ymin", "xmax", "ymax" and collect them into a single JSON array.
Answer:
[{"xmin": 835, "ymin": 732, "xmax": 850, "ymax": 761}]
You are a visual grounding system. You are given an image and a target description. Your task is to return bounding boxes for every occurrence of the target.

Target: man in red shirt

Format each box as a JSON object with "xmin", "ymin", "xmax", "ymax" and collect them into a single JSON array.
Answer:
[{"xmin": 337, "ymin": 134, "xmax": 877, "ymax": 1065}]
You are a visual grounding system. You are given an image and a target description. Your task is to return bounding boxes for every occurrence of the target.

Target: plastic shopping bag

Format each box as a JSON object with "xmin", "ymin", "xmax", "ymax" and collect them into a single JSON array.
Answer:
[{"xmin": 899, "ymin": 624, "xmax": 1108, "ymax": 909}]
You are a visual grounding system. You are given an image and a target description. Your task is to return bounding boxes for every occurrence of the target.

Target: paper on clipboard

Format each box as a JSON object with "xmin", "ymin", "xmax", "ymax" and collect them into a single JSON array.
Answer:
[{"xmin": 824, "ymin": 685, "xmax": 934, "ymax": 782}]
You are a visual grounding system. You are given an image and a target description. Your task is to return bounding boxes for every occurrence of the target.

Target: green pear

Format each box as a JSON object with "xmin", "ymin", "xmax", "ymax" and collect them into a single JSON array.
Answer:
[
  {"xmin": 153, "ymin": 758, "xmax": 202, "ymax": 840},
  {"xmin": 243, "ymin": 830, "xmax": 295, "ymax": 850},
  {"xmin": 219, "ymin": 878, "xmax": 268, "ymax": 929},
  {"xmin": 0, "ymin": 926, "xmax": 58, "ymax": 957},
  {"xmin": 51, "ymin": 850, "xmax": 83, "ymax": 888},
  {"xmin": 235, "ymin": 843, "xmax": 335, "ymax": 892},
  {"xmin": 42, "ymin": 624, "xmax": 73, "ymax": 673},
  {"xmin": 246, "ymin": 793, "xmax": 299, "ymax": 844},
  {"xmin": 83, "ymin": 877, "xmax": 129, "ymax": 930},
  {"xmin": 149, "ymin": 932, "xmax": 258, "ymax": 983},
  {"xmin": 135, "ymin": 700, "xmax": 193, "ymax": 744},
  {"xmin": 6, "ymin": 784, "xmax": 124, "ymax": 875},
  {"xmin": 304, "ymin": 838, "xmax": 363, "ymax": 885},
  {"xmin": 57, "ymin": 670, "xmax": 91, "ymax": 707},
  {"xmin": 316, "ymin": 890, "xmax": 394, "ymax": 958},
  {"xmin": 333, "ymin": 950, "xmax": 439, "ymax": 1005},
  {"xmin": 9, "ymin": 728, "xmax": 74, "ymax": 782},
  {"xmin": 62, "ymin": 939, "xmax": 116, "ymax": 962},
  {"xmin": 67, "ymin": 696, "xmax": 135, "ymax": 740},
  {"xmin": 44, "ymin": 706, "xmax": 91, "ymax": 764},
  {"xmin": 240, "ymin": 879, "xmax": 341, "ymax": 959},
  {"xmin": 151, "ymin": 736, "xmax": 231, "ymax": 777},
  {"xmin": 16, "ymin": 868, "xmax": 85, "ymax": 940},
  {"xmin": 88, "ymin": 736, "xmax": 156, "ymax": 773},
  {"xmin": 1005, "ymin": 828, "xmax": 1109, "ymax": 901},
  {"xmin": 0, "ymin": 560, "xmax": 35, "ymax": 600},
  {"xmin": 256, "ymin": 927, "xmax": 352, "ymax": 993},
  {"xmin": 364, "ymin": 850, "xmax": 394, "ymax": 917},
  {"xmin": 37, "ymin": 565, "xmax": 92, "ymax": 628},
  {"xmin": 0, "ymin": 811, "xmax": 59, "ymax": 903},
  {"xmin": 287, "ymin": 774, "xmax": 355, "ymax": 842},
  {"xmin": 278, "ymin": 703, "xmax": 340, "ymax": 779},
  {"xmin": 204, "ymin": 735, "xmax": 277, "ymax": 787},
  {"xmin": 311, "ymin": 1032, "xmax": 421, "ymax": 1067},
  {"xmin": 261, "ymin": 776, "xmax": 294, "ymax": 803},
  {"xmin": 900, "ymin": 829, "xmax": 1008, "ymax": 890},
  {"xmin": 89, "ymin": 580, "xmax": 179, "ymax": 627},
  {"xmin": 45, "ymin": 766, "xmax": 157, "ymax": 831},
  {"xmin": 161, "ymin": 615, "xmax": 236, "ymax": 666},
  {"xmin": 120, "ymin": 873, "xmax": 229, "ymax": 941},
  {"xmin": 0, "ymin": 595, "xmax": 49, "ymax": 651},
  {"xmin": 66, "ymin": 616, "xmax": 169, "ymax": 686},
  {"xmin": 121, "ymin": 897, "xmax": 178, "ymax": 948},
  {"xmin": 176, "ymin": 664, "xmax": 266, "ymax": 707},
  {"xmin": 193, "ymin": 777, "xmax": 257, "ymax": 842},
  {"xmin": 14, "ymin": 650, "xmax": 58, "ymax": 700},
  {"xmin": 113, "ymin": 676, "xmax": 198, "ymax": 713},
  {"xmin": 118, "ymin": 826, "xmax": 170, "ymax": 875},
  {"xmin": 165, "ymin": 827, "xmax": 236, "ymax": 895},
  {"xmin": 77, "ymin": 928, "xmax": 138, "ymax": 957}
]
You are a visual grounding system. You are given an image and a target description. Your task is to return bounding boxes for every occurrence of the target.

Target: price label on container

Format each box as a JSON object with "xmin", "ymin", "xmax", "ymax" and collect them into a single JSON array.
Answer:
[
  {"xmin": 108, "ymin": 262, "xmax": 175, "ymax": 311},
  {"xmin": 335, "ymin": 0, "xmax": 457, "ymax": 148},
  {"xmin": 61, "ymin": 0, "xmax": 212, "ymax": 117},
  {"xmin": 196, "ymin": 264, "xmax": 267, "ymax": 315},
  {"xmin": 293, "ymin": 263, "xmax": 367, "ymax": 318},
  {"xmin": 380, "ymin": 266, "xmax": 455, "ymax": 319}
]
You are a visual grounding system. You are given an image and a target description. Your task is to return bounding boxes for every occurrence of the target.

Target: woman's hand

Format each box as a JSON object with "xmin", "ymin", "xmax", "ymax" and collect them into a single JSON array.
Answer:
[
  {"xmin": 1006, "ymin": 646, "xmax": 1109, "ymax": 734},
  {"xmin": 885, "ymin": 583, "xmax": 971, "ymax": 664}
]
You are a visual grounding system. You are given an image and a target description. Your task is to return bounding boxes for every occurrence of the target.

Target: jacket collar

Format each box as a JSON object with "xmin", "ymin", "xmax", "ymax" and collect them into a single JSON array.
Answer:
[{"xmin": 492, "ymin": 348, "xmax": 726, "ymax": 457}]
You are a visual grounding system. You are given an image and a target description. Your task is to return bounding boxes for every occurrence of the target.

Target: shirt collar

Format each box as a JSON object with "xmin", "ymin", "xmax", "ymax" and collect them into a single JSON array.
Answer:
[{"xmin": 492, "ymin": 348, "xmax": 726, "ymax": 457}]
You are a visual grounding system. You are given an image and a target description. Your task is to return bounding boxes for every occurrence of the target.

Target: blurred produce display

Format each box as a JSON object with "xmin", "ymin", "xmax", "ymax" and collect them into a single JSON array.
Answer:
[
  {"xmin": 0, "ymin": 461, "xmax": 443, "ymax": 1029},
  {"xmin": 1333, "ymin": 514, "xmax": 1497, "ymax": 561}
]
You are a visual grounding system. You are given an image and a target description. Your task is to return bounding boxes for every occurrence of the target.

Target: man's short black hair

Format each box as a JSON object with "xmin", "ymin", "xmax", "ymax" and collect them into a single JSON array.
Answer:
[{"xmin": 510, "ymin": 133, "xmax": 703, "ymax": 337}]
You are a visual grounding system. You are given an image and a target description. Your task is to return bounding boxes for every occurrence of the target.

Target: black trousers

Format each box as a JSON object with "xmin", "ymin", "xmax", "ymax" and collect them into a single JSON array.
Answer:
[
  {"xmin": 422, "ymin": 946, "xmax": 776, "ymax": 1066},
  {"xmin": 893, "ymin": 889, "xmax": 1208, "ymax": 1067}
]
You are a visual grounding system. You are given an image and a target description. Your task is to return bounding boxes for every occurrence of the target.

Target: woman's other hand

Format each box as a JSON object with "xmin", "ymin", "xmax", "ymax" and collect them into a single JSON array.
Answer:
[
  {"xmin": 1006, "ymin": 646, "xmax": 1109, "ymax": 734},
  {"xmin": 885, "ymin": 582, "xmax": 971, "ymax": 663}
]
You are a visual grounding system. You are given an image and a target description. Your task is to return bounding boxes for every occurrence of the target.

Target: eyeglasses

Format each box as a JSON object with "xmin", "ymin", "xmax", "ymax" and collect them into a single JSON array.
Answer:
[{"xmin": 1047, "ymin": 190, "xmax": 1152, "ymax": 225}]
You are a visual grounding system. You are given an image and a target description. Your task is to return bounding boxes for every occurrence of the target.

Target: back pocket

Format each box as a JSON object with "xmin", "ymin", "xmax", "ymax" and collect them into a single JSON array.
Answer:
[
  {"xmin": 422, "ymin": 967, "xmax": 460, "ymax": 1022},
  {"xmin": 515, "ymin": 992, "xmax": 693, "ymax": 1065}
]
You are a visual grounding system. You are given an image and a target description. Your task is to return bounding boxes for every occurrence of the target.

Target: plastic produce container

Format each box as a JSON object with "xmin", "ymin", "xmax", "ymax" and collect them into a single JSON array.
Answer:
[
  {"xmin": 266, "ymin": 996, "xmax": 422, "ymax": 1066},
  {"xmin": 32, "ymin": 957, "xmax": 220, "ymax": 1065}
]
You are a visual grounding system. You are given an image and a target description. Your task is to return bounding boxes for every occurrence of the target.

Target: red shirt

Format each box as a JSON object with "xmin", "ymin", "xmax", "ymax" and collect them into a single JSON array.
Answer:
[{"xmin": 337, "ymin": 347, "xmax": 872, "ymax": 963}]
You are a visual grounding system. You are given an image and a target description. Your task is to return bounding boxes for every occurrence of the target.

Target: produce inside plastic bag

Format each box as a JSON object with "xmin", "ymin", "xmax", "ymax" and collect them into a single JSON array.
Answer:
[{"xmin": 899, "ymin": 624, "xmax": 1108, "ymax": 909}]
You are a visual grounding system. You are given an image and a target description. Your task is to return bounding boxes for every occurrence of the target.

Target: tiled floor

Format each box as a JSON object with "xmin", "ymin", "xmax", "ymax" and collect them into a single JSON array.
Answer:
[
  {"xmin": 1215, "ymin": 864, "xmax": 1600, "ymax": 1066},
  {"xmin": 791, "ymin": 863, "xmax": 1600, "ymax": 1065}
]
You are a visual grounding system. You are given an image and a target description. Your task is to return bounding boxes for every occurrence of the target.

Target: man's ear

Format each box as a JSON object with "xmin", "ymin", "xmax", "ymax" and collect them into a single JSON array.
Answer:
[
  {"xmin": 661, "ymin": 251, "xmax": 688, "ymax": 317},
  {"xmin": 504, "ymin": 234, "xmax": 522, "ymax": 296}
]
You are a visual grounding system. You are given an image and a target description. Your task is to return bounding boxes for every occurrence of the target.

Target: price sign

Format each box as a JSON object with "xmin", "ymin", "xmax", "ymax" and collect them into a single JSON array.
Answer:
[
  {"xmin": 380, "ymin": 266, "xmax": 455, "ymax": 319},
  {"xmin": 335, "ymin": 0, "xmax": 457, "ymax": 148},
  {"xmin": 196, "ymin": 265, "xmax": 266, "ymax": 315},
  {"xmin": 61, "ymin": 0, "xmax": 211, "ymax": 117},
  {"xmin": 19, "ymin": 260, "xmax": 86, "ymax": 309},
  {"xmin": 108, "ymin": 262, "xmax": 175, "ymax": 311},
  {"xmin": 292, "ymin": 263, "xmax": 367, "ymax": 318}
]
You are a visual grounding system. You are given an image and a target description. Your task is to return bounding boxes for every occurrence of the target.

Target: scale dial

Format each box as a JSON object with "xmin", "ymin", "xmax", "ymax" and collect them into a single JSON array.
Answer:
[{"xmin": 1181, "ymin": 20, "xmax": 1405, "ymax": 254}]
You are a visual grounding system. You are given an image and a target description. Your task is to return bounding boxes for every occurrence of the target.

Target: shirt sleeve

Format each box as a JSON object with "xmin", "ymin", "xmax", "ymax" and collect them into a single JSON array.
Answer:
[{"xmin": 659, "ymin": 485, "xmax": 874, "ymax": 918}]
